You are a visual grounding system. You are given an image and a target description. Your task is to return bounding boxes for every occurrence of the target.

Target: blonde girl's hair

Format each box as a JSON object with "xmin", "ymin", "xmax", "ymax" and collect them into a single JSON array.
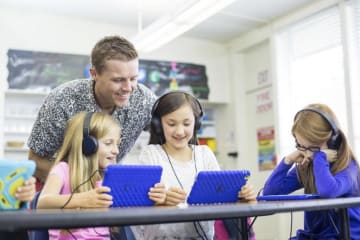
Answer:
[
  {"xmin": 292, "ymin": 103, "xmax": 357, "ymax": 193},
  {"xmin": 53, "ymin": 112, "xmax": 121, "ymax": 193}
]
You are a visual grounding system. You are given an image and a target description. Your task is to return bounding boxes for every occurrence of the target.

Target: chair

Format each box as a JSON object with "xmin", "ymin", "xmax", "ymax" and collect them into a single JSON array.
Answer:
[{"xmin": 28, "ymin": 191, "xmax": 49, "ymax": 240}]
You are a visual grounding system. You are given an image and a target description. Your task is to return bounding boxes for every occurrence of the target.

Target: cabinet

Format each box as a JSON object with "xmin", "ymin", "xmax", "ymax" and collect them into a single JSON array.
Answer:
[
  {"xmin": 3, "ymin": 90, "xmax": 48, "ymax": 160},
  {"xmin": 197, "ymin": 101, "xmax": 226, "ymax": 154}
]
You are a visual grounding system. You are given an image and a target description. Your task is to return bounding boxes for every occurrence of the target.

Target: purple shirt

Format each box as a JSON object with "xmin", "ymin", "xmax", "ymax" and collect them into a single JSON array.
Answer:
[{"xmin": 263, "ymin": 151, "xmax": 360, "ymax": 239}]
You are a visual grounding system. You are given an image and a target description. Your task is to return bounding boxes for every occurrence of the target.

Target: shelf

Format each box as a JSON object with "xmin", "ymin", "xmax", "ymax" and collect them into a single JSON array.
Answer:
[
  {"xmin": 4, "ymin": 114, "xmax": 37, "ymax": 120},
  {"xmin": 198, "ymin": 135, "xmax": 216, "ymax": 139},
  {"xmin": 202, "ymin": 120, "xmax": 215, "ymax": 125},
  {"xmin": 4, "ymin": 147, "xmax": 29, "ymax": 152},
  {"xmin": 199, "ymin": 100, "xmax": 227, "ymax": 107},
  {"xmin": 5, "ymin": 89, "xmax": 49, "ymax": 96},
  {"xmin": 3, "ymin": 89, "xmax": 46, "ymax": 161},
  {"xmin": 4, "ymin": 130, "xmax": 30, "ymax": 134}
]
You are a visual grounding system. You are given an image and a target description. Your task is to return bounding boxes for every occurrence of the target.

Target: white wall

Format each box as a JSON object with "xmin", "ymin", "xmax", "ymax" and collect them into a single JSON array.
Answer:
[
  {"xmin": 0, "ymin": 6, "xmax": 233, "ymax": 163},
  {"xmin": 232, "ymin": 40, "xmax": 303, "ymax": 240},
  {"xmin": 0, "ymin": 7, "xmax": 230, "ymax": 103}
]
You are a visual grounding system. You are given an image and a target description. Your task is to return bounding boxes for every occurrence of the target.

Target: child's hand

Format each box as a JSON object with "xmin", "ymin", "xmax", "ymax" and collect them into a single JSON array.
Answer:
[
  {"xmin": 149, "ymin": 182, "xmax": 166, "ymax": 205},
  {"xmin": 16, "ymin": 176, "xmax": 36, "ymax": 202},
  {"xmin": 285, "ymin": 150, "xmax": 308, "ymax": 165},
  {"xmin": 321, "ymin": 149, "xmax": 338, "ymax": 163},
  {"xmin": 238, "ymin": 182, "xmax": 257, "ymax": 202},
  {"xmin": 164, "ymin": 187, "xmax": 187, "ymax": 206},
  {"xmin": 77, "ymin": 186, "xmax": 113, "ymax": 208}
]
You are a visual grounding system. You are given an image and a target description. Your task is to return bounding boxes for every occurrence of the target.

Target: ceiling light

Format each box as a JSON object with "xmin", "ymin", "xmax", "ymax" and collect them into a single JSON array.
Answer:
[{"xmin": 132, "ymin": 0, "xmax": 236, "ymax": 52}]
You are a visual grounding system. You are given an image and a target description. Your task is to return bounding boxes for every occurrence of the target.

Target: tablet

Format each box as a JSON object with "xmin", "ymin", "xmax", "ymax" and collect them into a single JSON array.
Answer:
[
  {"xmin": 257, "ymin": 194, "xmax": 320, "ymax": 201},
  {"xmin": 102, "ymin": 165, "xmax": 163, "ymax": 207},
  {"xmin": 187, "ymin": 170, "xmax": 250, "ymax": 205},
  {"xmin": 0, "ymin": 160, "xmax": 36, "ymax": 210}
]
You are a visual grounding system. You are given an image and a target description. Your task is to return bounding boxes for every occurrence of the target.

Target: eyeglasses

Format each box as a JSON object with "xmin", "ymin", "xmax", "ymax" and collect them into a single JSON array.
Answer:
[{"xmin": 295, "ymin": 142, "xmax": 320, "ymax": 153}]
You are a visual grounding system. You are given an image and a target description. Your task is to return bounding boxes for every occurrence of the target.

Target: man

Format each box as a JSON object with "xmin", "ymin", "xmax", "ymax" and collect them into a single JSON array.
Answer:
[{"xmin": 28, "ymin": 35, "xmax": 156, "ymax": 187}]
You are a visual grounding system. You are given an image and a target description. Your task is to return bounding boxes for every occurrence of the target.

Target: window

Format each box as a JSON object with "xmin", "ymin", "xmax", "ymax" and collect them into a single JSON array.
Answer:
[
  {"xmin": 346, "ymin": 0, "xmax": 360, "ymax": 156},
  {"xmin": 275, "ymin": 6, "xmax": 349, "ymax": 157}
]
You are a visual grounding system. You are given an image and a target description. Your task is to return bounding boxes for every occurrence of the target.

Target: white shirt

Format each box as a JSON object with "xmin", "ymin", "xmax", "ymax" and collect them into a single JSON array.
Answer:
[{"xmin": 124, "ymin": 144, "xmax": 220, "ymax": 240}]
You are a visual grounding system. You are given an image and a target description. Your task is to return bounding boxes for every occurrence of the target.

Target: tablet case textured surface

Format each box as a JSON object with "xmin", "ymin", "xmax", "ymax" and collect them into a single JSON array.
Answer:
[
  {"xmin": 187, "ymin": 170, "xmax": 250, "ymax": 205},
  {"xmin": 257, "ymin": 194, "xmax": 320, "ymax": 201},
  {"xmin": 102, "ymin": 165, "xmax": 163, "ymax": 207},
  {"xmin": 0, "ymin": 160, "xmax": 36, "ymax": 210}
]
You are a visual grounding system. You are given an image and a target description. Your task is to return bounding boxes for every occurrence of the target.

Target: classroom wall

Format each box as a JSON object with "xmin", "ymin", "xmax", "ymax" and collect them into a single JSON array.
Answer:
[
  {"xmin": 0, "ymin": 7, "xmax": 230, "ymax": 102},
  {"xmin": 0, "ymin": 6, "xmax": 235, "ymax": 165},
  {"xmin": 230, "ymin": 39, "xmax": 304, "ymax": 240}
]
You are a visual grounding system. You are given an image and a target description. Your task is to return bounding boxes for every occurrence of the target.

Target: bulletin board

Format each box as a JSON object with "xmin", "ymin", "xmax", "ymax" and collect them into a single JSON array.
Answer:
[
  {"xmin": 7, "ymin": 49, "xmax": 209, "ymax": 99},
  {"xmin": 7, "ymin": 49, "xmax": 90, "ymax": 91},
  {"xmin": 138, "ymin": 59, "xmax": 209, "ymax": 99}
]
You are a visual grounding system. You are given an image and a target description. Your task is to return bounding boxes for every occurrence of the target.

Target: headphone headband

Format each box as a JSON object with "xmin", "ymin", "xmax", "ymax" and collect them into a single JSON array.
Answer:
[
  {"xmin": 83, "ymin": 112, "xmax": 93, "ymax": 137},
  {"xmin": 82, "ymin": 112, "xmax": 98, "ymax": 156},
  {"xmin": 294, "ymin": 107, "xmax": 340, "ymax": 149},
  {"xmin": 151, "ymin": 91, "xmax": 203, "ymax": 118}
]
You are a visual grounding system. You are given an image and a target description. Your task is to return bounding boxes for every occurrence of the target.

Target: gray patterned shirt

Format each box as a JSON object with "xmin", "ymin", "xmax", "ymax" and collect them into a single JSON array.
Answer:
[{"xmin": 27, "ymin": 79, "xmax": 156, "ymax": 163}]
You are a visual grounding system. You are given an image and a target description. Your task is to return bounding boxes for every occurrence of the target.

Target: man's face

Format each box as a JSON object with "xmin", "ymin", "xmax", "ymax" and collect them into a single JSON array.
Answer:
[{"xmin": 91, "ymin": 59, "xmax": 139, "ymax": 111}]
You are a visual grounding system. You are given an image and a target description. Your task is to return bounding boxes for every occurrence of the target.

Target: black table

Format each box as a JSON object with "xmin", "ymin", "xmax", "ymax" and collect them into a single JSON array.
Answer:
[{"xmin": 1, "ymin": 197, "xmax": 360, "ymax": 240}]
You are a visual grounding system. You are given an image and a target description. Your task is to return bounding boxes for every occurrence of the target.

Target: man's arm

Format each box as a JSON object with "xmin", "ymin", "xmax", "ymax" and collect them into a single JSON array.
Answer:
[{"xmin": 28, "ymin": 149, "xmax": 54, "ymax": 183}]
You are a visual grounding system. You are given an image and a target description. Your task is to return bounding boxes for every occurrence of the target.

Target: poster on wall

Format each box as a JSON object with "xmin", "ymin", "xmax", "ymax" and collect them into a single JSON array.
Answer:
[
  {"xmin": 257, "ymin": 126, "xmax": 277, "ymax": 171},
  {"xmin": 7, "ymin": 49, "xmax": 210, "ymax": 99},
  {"xmin": 138, "ymin": 59, "xmax": 209, "ymax": 99},
  {"xmin": 7, "ymin": 49, "xmax": 90, "ymax": 91},
  {"xmin": 256, "ymin": 88, "xmax": 272, "ymax": 114}
]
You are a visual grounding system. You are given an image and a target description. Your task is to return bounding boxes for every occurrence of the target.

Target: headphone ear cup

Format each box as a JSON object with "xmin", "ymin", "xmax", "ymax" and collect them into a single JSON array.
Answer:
[
  {"xmin": 194, "ymin": 117, "xmax": 202, "ymax": 131},
  {"xmin": 327, "ymin": 134, "xmax": 341, "ymax": 150},
  {"xmin": 151, "ymin": 116, "xmax": 163, "ymax": 136},
  {"xmin": 82, "ymin": 135, "xmax": 98, "ymax": 156}
]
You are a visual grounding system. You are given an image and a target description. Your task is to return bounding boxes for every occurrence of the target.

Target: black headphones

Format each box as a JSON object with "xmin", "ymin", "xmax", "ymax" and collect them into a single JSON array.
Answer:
[
  {"xmin": 294, "ymin": 107, "xmax": 341, "ymax": 149},
  {"xmin": 151, "ymin": 91, "xmax": 203, "ymax": 137},
  {"xmin": 82, "ymin": 112, "xmax": 98, "ymax": 156}
]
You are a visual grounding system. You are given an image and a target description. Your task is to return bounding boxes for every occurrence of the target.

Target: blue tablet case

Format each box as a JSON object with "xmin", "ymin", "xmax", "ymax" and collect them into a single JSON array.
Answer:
[
  {"xmin": 0, "ymin": 160, "xmax": 36, "ymax": 210},
  {"xmin": 257, "ymin": 194, "xmax": 320, "ymax": 201},
  {"xmin": 102, "ymin": 165, "xmax": 163, "ymax": 207},
  {"xmin": 187, "ymin": 170, "xmax": 251, "ymax": 205}
]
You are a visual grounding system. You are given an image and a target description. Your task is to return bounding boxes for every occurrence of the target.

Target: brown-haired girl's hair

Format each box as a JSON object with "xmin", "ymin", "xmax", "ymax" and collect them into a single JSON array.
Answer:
[
  {"xmin": 149, "ymin": 91, "xmax": 203, "ymax": 145},
  {"xmin": 293, "ymin": 103, "xmax": 356, "ymax": 193}
]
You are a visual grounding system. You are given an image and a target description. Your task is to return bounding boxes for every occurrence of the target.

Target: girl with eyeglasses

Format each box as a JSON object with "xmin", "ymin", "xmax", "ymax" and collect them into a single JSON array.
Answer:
[{"xmin": 263, "ymin": 103, "xmax": 360, "ymax": 239}]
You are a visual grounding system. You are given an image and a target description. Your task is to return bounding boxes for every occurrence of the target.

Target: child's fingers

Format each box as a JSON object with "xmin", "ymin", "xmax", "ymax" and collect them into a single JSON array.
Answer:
[
  {"xmin": 153, "ymin": 182, "xmax": 165, "ymax": 189},
  {"xmin": 96, "ymin": 186, "xmax": 111, "ymax": 193},
  {"xmin": 149, "ymin": 185, "xmax": 166, "ymax": 204},
  {"xmin": 24, "ymin": 177, "xmax": 36, "ymax": 185},
  {"xmin": 150, "ymin": 184, "xmax": 166, "ymax": 194},
  {"xmin": 16, "ymin": 189, "xmax": 35, "ymax": 202},
  {"xmin": 165, "ymin": 189, "xmax": 186, "ymax": 206},
  {"xmin": 238, "ymin": 184, "xmax": 256, "ymax": 200},
  {"xmin": 16, "ymin": 179, "xmax": 36, "ymax": 201},
  {"xmin": 149, "ymin": 192, "xmax": 166, "ymax": 204}
]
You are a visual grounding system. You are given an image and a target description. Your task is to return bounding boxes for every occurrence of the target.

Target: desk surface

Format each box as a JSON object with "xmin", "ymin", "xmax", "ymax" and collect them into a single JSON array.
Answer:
[{"xmin": 1, "ymin": 197, "xmax": 360, "ymax": 231}]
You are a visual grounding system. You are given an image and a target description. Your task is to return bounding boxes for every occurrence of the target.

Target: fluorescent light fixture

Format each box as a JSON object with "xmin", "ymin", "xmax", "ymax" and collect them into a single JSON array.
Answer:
[{"xmin": 132, "ymin": 0, "xmax": 236, "ymax": 52}]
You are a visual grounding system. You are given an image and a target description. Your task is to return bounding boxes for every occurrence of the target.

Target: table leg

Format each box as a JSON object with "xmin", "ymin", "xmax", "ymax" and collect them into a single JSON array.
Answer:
[
  {"xmin": 240, "ymin": 217, "xmax": 249, "ymax": 240},
  {"xmin": 339, "ymin": 208, "xmax": 350, "ymax": 240}
]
